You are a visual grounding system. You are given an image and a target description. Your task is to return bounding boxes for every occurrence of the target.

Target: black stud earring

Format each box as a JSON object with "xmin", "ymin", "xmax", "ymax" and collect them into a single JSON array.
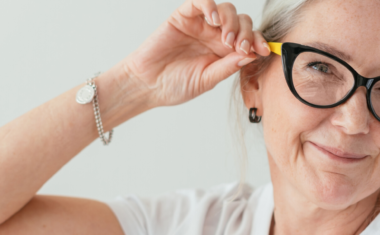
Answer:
[{"xmin": 249, "ymin": 108, "xmax": 262, "ymax": 123}]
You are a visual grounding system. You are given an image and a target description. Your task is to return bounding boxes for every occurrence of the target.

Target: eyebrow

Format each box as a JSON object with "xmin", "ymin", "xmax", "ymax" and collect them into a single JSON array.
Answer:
[{"xmin": 304, "ymin": 42, "xmax": 352, "ymax": 62}]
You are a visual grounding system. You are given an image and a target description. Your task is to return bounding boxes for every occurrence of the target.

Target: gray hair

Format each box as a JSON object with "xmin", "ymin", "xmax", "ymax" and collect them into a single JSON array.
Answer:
[{"xmin": 228, "ymin": 0, "xmax": 313, "ymax": 201}]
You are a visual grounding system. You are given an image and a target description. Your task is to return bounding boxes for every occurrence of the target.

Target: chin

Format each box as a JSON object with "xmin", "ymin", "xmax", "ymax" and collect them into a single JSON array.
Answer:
[{"xmin": 305, "ymin": 172, "xmax": 360, "ymax": 210}]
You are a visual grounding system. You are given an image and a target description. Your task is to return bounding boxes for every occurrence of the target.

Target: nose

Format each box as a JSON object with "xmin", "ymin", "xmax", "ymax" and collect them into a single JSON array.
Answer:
[{"xmin": 331, "ymin": 87, "xmax": 370, "ymax": 135}]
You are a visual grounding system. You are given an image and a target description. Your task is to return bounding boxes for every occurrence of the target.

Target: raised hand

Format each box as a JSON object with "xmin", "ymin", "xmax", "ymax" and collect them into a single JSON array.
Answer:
[
  {"xmin": 0, "ymin": 1, "xmax": 272, "ymax": 230},
  {"xmin": 123, "ymin": 0, "xmax": 270, "ymax": 106}
]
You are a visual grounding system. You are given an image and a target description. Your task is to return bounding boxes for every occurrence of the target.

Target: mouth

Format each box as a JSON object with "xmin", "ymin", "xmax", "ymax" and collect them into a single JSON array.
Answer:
[{"xmin": 309, "ymin": 141, "xmax": 369, "ymax": 163}]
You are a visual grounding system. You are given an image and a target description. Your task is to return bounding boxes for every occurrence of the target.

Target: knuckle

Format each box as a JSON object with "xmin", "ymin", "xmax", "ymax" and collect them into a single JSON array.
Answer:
[
  {"xmin": 218, "ymin": 2, "xmax": 237, "ymax": 12},
  {"xmin": 238, "ymin": 14, "xmax": 253, "ymax": 25},
  {"xmin": 202, "ymin": 0, "xmax": 216, "ymax": 8}
]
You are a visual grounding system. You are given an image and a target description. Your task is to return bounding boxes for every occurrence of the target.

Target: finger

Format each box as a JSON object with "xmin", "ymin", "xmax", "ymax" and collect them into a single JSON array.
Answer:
[
  {"xmin": 235, "ymin": 14, "xmax": 254, "ymax": 55},
  {"xmin": 178, "ymin": 0, "xmax": 221, "ymax": 26},
  {"xmin": 201, "ymin": 53, "xmax": 257, "ymax": 92},
  {"xmin": 251, "ymin": 31, "xmax": 271, "ymax": 56},
  {"xmin": 217, "ymin": 2, "xmax": 239, "ymax": 49}
]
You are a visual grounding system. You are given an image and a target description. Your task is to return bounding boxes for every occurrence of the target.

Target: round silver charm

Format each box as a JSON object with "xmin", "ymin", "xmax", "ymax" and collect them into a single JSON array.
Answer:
[{"xmin": 76, "ymin": 85, "xmax": 95, "ymax": 104}]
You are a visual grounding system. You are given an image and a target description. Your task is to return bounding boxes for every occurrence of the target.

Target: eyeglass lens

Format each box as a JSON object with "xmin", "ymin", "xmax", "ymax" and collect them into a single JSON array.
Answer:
[
  {"xmin": 371, "ymin": 80, "xmax": 380, "ymax": 117},
  {"xmin": 292, "ymin": 51, "xmax": 380, "ymax": 118},
  {"xmin": 292, "ymin": 52, "xmax": 354, "ymax": 106}
]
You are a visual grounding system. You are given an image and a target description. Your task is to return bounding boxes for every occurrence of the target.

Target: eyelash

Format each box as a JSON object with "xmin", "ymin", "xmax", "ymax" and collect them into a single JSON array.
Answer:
[
  {"xmin": 307, "ymin": 61, "xmax": 330, "ymax": 73},
  {"xmin": 307, "ymin": 61, "xmax": 329, "ymax": 67}
]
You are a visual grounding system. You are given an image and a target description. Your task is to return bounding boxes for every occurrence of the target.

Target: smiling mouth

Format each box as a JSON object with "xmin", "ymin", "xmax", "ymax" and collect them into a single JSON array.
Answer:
[{"xmin": 309, "ymin": 141, "xmax": 369, "ymax": 163}]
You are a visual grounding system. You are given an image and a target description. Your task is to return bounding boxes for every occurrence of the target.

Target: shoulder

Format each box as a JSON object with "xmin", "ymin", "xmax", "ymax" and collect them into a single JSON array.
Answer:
[
  {"xmin": 105, "ymin": 182, "xmax": 273, "ymax": 235},
  {"xmin": 172, "ymin": 181, "xmax": 255, "ymax": 202}
]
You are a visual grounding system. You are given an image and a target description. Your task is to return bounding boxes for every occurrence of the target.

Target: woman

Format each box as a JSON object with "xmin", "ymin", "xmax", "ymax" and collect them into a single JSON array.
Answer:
[{"xmin": 1, "ymin": 0, "xmax": 380, "ymax": 234}]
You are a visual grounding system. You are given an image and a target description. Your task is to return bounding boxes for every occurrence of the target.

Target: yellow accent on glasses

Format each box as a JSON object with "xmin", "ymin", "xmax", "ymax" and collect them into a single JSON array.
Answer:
[{"xmin": 268, "ymin": 42, "xmax": 283, "ymax": 56}]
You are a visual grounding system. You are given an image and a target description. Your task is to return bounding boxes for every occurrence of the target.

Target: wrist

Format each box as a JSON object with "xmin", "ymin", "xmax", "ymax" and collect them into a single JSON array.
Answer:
[{"xmin": 93, "ymin": 61, "xmax": 156, "ymax": 132}]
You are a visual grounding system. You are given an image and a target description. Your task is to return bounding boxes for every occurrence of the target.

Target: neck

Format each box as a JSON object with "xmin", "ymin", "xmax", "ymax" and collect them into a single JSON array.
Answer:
[{"xmin": 268, "ymin": 156, "xmax": 380, "ymax": 235}]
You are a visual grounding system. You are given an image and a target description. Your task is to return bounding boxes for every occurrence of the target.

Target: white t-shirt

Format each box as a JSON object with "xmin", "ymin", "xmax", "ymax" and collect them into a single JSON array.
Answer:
[{"xmin": 106, "ymin": 182, "xmax": 380, "ymax": 235}]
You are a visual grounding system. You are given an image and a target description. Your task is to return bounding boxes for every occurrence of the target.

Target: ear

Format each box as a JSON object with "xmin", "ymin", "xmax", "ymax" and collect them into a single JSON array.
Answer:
[{"xmin": 240, "ymin": 63, "xmax": 264, "ymax": 117}]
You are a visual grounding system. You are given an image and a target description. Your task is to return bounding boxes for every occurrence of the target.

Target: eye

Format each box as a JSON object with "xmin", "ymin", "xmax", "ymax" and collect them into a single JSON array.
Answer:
[
  {"xmin": 373, "ymin": 83, "xmax": 380, "ymax": 91},
  {"xmin": 308, "ymin": 62, "xmax": 331, "ymax": 74}
]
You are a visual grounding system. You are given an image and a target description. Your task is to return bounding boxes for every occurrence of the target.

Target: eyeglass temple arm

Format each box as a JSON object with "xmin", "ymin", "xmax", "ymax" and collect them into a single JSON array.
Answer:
[{"xmin": 268, "ymin": 42, "xmax": 282, "ymax": 56}]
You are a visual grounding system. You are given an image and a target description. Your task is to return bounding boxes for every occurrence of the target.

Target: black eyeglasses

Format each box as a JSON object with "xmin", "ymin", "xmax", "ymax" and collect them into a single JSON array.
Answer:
[{"xmin": 268, "ymin": 42, "xmax": 380, "ymax": 122}]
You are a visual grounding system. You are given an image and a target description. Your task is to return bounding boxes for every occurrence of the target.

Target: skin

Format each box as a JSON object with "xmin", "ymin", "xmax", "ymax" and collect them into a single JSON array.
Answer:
[
  {"xmin": 0, "ymin": 0, "xmax": 266, "ymax": 234},
  {"xmin": 0, "ymin": 0, "xmax": 378, "ymax": 234},
  {"xmin": 242, "ymin": 0, "xmax": 380, "ymax": 234}
]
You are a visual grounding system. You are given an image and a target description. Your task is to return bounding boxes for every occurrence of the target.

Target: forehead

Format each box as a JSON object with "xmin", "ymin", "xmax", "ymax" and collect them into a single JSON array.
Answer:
[{"xmin": 283, "ymin": 0, "xmax": 380, "ymax": 77}]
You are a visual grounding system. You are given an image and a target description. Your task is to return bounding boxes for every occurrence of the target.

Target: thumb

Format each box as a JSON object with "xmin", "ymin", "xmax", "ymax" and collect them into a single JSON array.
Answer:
[{"xmin": 201, "ymin": 52, "xmax": 257, "ymax": 91}]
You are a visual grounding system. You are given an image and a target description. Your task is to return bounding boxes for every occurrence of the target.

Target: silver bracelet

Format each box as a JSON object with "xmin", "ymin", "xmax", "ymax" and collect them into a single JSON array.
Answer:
[{"xmin": 76, "ymin": 72, "xmax": 114, "ymax": 145}]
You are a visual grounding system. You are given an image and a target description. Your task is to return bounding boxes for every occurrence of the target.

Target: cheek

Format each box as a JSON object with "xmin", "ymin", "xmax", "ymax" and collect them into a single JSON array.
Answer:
[
  {"xmin": 260, "ymin": 63, "xmax": 327, "ymax": 171},
  {"xmin": 260, "ymin": 66, "xmax": 380, "ymax": 206},
  {"xmin": 371, "ymin": 121, "xmax": 380, "ymax": 147}
]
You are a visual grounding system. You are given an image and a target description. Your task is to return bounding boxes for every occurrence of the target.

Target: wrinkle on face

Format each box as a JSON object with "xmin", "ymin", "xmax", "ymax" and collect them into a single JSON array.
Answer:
[{"xmin": 261, "ymin": 0, "xmax": 380, "ymax": 211}]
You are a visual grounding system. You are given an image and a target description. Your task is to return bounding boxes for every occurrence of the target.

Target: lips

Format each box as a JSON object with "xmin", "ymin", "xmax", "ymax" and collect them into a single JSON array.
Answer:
[{"xmin": 309, "ymin": 141, "xmax": 368, "ymax": 160}]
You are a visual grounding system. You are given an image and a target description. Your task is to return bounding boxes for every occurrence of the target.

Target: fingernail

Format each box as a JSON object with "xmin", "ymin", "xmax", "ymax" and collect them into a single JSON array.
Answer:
[
  {"xmin": 225, "ymin": 32, "xmax": 235, "ymax": 48},
  {"xmin": 263, "ymin": 42, "xmax": 271, "ymax": 53},
  {"xmin": 240, "ymin": 40, "xmax": 250, "ymax": 55},
  {"xmin": 250, "ymin": 46, "xmax": 256, "ymax": 53},
  {"xmin": 212, "ymin": 11, "xmax": 221, "ymax": 26},
  {"xmin": 238, "ymin": 57, "xmax": 256, "ymax": 67},
  {"xmin": 204, "ymin": 16, "xmax": 212, "ymax": 26}
]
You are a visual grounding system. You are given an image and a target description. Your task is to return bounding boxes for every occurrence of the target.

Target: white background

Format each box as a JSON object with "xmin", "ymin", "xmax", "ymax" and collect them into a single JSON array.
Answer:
[{"xmin": 0, "ymin": 0, "xmax": 270, "ymax": 201}]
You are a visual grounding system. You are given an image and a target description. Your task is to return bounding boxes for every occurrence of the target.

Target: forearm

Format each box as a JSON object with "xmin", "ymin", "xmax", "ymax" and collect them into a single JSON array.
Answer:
[{"xmin": 0, "ymin": 61, "xmax": 153, "ymax": 224}]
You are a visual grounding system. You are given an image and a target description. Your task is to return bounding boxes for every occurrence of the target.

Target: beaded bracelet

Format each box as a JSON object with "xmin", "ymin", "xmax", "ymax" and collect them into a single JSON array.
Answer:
[{"xmin": 76, "ymin": 72, "xmax": 113, "ymax": 145}]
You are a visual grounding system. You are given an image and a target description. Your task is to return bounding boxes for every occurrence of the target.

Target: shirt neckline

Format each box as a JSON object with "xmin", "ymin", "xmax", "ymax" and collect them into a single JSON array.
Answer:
[
  {"xmin": 250, "ymin": 183, "xmax": 380, "ymax": 235},
  {"xmin": 360, "ymin": 212, "xmax": 380, "ymax": 234}
]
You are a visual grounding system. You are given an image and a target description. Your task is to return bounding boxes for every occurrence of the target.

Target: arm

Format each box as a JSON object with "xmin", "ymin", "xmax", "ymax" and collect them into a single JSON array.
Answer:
[
  {"xmin": 0, "ymin": 196, "xmax": 124, "ymax": 235},
  {"xmin": 0, "ymin": 0, "xmax": 269, "ymax": 231},
  {"xmin": 0, "ymin": 62, "xmax": 153, "ymax": 224}
]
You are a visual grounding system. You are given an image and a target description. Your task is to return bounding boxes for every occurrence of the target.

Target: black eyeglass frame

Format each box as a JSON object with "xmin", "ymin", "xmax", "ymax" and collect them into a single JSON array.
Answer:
[{"xmin": 280, "ymin": 42, "xmax": 380, "ymax": 122}]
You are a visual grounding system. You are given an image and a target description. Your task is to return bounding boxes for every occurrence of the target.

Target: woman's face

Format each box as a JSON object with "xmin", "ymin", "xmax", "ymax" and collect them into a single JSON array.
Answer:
[{"xmin": 250, "ymin": 0, "xmax": 380, "ymax": 209}]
